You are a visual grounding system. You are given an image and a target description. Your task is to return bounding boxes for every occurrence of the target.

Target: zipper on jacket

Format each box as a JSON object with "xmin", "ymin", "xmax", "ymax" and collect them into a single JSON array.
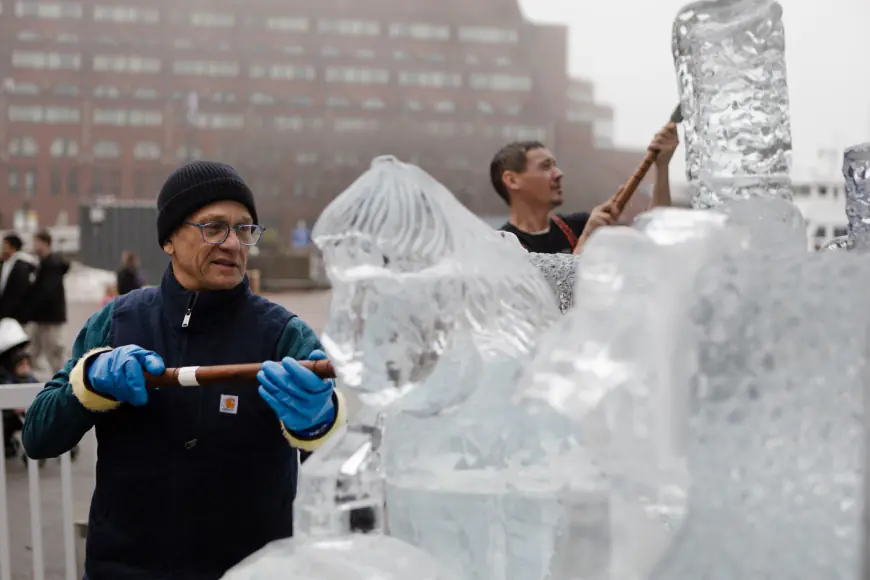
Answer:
[{"xmin": 181, "ymin": 292, "xmax": 198, "ymax": 328}]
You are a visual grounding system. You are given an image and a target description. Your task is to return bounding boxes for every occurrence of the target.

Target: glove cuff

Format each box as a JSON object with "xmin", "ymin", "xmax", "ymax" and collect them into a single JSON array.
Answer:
[
  {"xmin": 71, "ymin": 347, "xmax": 121, "ymax": 412},
  {"xmin": 282, "ymin": 390, "xmax": 346, "ymax": 452}
]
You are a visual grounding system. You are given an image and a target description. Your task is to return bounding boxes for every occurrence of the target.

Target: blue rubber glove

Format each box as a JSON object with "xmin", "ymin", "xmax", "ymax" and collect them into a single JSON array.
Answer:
[
  {"xmin": 258, "ymin": 349, "xmax": 335, "ymax": 433},
  {"xmin": 86, "ymin": 345, "xmax": 165, "ymax": 407}
]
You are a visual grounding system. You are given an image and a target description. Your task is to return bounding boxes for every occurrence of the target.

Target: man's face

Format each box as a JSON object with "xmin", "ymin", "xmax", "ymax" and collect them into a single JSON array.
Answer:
[
  {"xmin": 509, "ymin": 148, "xmax": 565, "ymax": 209},
  {"xmin": 32, "ymin": 239, "xmax": 48, "ymax": 257},
  {"xmin": 165, "ymin": 200, "xmax": 252, "ymax": 291},
  {"xmin": 1, "ymin": 241, "xmax": 14, "ymax": 260}
]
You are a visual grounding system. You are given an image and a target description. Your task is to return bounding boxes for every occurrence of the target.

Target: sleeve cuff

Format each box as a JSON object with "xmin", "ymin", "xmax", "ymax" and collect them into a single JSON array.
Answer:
[
  {"xmin": 71, "ymin": 347, "xmax": 121, "ymax": 412},
  {"xmin": 281, "ymin": 389, "xmax": 347, "ymax": 452}
]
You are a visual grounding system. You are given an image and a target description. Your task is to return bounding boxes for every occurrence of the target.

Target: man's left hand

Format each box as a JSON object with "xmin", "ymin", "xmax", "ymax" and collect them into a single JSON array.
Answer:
[
  {"xmin": 649, "ymin": 122, "xmax": 680, "ymax": 167},
  {"xmin": 257, "ymin": 350, "xmax": 335, "ymax": 432}
]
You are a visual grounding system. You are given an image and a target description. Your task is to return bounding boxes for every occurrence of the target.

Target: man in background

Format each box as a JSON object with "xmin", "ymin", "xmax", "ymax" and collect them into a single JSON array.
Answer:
[
  {"xmin": 116, "ymin": 250, "xmax": 146, "ymax": 295},
  {"xmin": 0, "ymin": 233, "xmax": 36, "ymax": 322},
  {"xmin": 24, "ymin": 230, "xmax": 69, "ymax": 372},
  {"xmin": 491, "ymin": 122, "xmax": 679, "ymax": 254}
]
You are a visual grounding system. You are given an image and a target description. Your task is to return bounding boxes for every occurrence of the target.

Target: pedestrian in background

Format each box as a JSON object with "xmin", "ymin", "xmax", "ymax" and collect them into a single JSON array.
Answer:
[
  {"xmin": 0, "ymin": 232, "xmax": 36, "ymax": 322},
  {"xmin": 23, "ymin": 160, "xmax": 345, "ymax": 580},
  {"xmin": 116, "ymin": 250, "xmax": 146, "ymax": 295},
  {"xmin": 24, "ymin": 230, "xmax": 69, "ymax": 372}
]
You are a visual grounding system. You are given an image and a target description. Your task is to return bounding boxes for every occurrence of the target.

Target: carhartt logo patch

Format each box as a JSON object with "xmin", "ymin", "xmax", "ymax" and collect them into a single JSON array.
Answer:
[{"xmin": 219, "ymin": 395, "xmax": 238, "ymax": 414}]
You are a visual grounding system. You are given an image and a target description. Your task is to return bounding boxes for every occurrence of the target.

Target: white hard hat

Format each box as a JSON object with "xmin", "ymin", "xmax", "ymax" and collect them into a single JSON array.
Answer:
[{"xmin": 0, "ymin": 318, "xmax": 30, "ymax": 356}]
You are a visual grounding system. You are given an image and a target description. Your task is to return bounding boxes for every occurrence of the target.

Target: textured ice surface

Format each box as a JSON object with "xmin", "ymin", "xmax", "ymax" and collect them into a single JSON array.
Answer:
[
  {"xmin": 821, "ymin": 235, "xmax": 851, "ymax": 251},
  {"xmin": 527, "ymin": 253, "xmax": 577, "ymax": 313},
  {"xmin": 311, "ymin": 155, "xmax": 559, "ymax": 412},
  {"xmin": 650, "ymin": 249, "xmax": 868, "ymax": 579},
  {"xmin": 843, "ymin": 143, "xmax": 870, "ymax": 250},
  {"xmin": 384, "ymin": 210, "xmax": 734, "ymax": 580},
  {"xmin": 673, "ymin": 0, "xmax": 793, "ymax": 209},
  {"xmin": 221, "ymin": 535, "xmax": 458, "ymax": 580}
]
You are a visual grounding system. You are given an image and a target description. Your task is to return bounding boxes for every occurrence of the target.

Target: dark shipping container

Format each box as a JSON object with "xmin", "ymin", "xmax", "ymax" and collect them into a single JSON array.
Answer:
[{"xmin": 78, "ymin": 201, "xmax": 168, "ymax": 286}]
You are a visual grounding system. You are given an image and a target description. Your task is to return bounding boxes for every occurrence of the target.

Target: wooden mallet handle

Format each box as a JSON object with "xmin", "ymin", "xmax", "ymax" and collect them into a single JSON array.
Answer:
[
  {"xmin": 610, "ymin": 104, "xmax": 683, "ymax": 214},
  {"xmin": 145, "ymin": 359, "xmax": 336, "ymax": 388}
]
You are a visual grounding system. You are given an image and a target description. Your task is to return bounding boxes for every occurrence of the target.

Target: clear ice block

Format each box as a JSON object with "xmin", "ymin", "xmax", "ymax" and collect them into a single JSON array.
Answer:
[
  {"xmin": 311, "ymin": 155, "xmax": 560, "ymax": 413},
  {"xmin": 649, "ymin": 248, "xmax": 870, "ymax": 579},
  {"xmin": 843, "ymin": 143, "xmax": 870, "ymax": 250},
  {"xmin": 673, "ymin": 0, "xmax": 793, "ymax": 209},
  {"xmin": 221, "ymin": 534, "xmax": 458, "ymax": 580}
]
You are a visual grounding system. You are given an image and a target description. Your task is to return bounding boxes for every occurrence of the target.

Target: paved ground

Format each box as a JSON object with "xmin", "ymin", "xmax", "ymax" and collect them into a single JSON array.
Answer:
[{"xmin": 5, "ymin": 290, "xmax": 338, "ymax": 579}]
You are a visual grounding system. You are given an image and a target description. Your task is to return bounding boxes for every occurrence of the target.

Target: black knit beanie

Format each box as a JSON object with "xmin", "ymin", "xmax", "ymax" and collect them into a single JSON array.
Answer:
[{"xmin": 156, "ymin": 161, "xmax": 258, "ymax": 247}]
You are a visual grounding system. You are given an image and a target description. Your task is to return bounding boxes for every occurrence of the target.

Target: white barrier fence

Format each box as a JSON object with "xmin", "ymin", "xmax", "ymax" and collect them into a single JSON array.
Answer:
[{"xmin": 0, "ymin": 383, "xmax": 78, "ymax": 580}]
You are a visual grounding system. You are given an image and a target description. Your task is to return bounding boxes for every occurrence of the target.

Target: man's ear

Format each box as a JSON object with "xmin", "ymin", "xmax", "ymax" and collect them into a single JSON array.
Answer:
[
  {"xmin": 502, "ymin": 170, "xmax": 521, "ymax": 192},
  {"xmin": 163, "ymin": 240, "xmax": 174, "ymax": 256}
]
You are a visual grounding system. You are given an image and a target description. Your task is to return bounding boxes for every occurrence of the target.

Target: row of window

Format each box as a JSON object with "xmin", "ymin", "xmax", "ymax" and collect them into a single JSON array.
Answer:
[
  {"xmin": 4, "ymin": 106, "xmax": 547, "ymax": 140},
  {"xmin": 8, "ymin": 53, "xmax": 532, "ymax": 90},
  {"xmin": 12, "ymin": 5, "xmax": 520, "ymax": 44},
  {"xmin": 9, "ymin": 136, "xmax": 162, "ymax": 160},
  {"xmin": 14, "ymin": 30, "xmax": 517, "ymax": 68},
  {"xmin": 4, "ymin": 81, "xmax": 529, "ymax": 115},
  {"xmin": 6, "ymin": 165, "xmax": 162, "ymax": 197}
]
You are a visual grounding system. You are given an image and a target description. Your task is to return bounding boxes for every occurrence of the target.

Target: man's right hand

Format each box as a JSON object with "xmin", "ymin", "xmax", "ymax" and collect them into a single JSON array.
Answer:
[
  {"xmin": 86, "ymin": 345, "xmax": 165, "ymax": 407},
  {"xmin": 575, "ymin": 200, "xmax": 621, "ymax": 253}
]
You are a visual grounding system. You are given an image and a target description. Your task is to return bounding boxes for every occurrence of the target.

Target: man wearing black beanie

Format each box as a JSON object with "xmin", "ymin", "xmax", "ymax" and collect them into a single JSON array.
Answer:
[{"xmin": 22, "ymin": 161, "xmax": 347, "ymax": 579}]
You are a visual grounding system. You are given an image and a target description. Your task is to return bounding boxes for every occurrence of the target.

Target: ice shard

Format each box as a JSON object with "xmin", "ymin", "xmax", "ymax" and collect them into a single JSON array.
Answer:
[
  {"xmin": 673, "ymin": 0, "xmax": 805, "ymax": 250},
  {"xmin": 843, "ymin": 143, "xmax": 870, "ymax": 251},
  {"xmin": 527, "ymin": 253, "xmax": 577, "ymax": 313}
]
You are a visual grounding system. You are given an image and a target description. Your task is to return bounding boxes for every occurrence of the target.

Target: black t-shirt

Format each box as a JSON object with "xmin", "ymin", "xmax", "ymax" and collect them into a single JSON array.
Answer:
[{"xmin": 499, "ymin": 212, "xmax": 590, "ymax": 254}]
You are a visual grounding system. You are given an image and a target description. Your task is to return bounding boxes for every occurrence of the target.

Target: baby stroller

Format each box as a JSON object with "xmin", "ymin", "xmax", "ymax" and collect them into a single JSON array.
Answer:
[{"xmin": 0, "ymin": 318, "xmax": 78, "ymax": 466}]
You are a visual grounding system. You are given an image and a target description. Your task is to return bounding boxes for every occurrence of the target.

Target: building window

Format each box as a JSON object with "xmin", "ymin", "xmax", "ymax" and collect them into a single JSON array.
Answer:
[
  {"xmin": 334, "ymin": 118, "xmax": 379, "ymax": 132},
  {"xmin": 93, "ymin": 54, "xmax": 161, "ymax": 73},
  {"xmin": 249, "ymin": 64, "xmax": 315, "ymax": 80},
  {"xmin": 93, "ymin": 109, "xmax": 125, "ymax": 125},
  {"xmin": 93, "ymin": 5, "xmax": 159, "ymax": 23},
  {"xmin": 7, "ymin": 82, "xmax": 39, "ymax": 95},
  {"xmin": 501, "ymin": 125, "xmax": 547, "ymax": 141},
  {"xmin": 129, "ymin": 110, "xmax": 162, "ymax": 126},
  {"xmin": 326, "ymin": 96, "xmax": 350, "ymax": 108},
  {"xmin": 49, "ymin": 138, "xmax": 78, "ymax": 158},
  {"xmin": 57, "ymin": 33, "xmax": 78, "ymax": 43},
  {"xmin": 67, "ymin": 167, "xmax": 78, "ymax": 195},
  {"xmin": 134, "ymin": 88, "xmax": 159, "ymax": 100},
  {"xmin": 50, "ymin": 168, "xmax": 62, "ymax": 195},
  {"xmin": 362, "ymin": 98, "xmax": 385, "ymax": 110},
  {"xmin": 91, "ymin": 168, "xmax": 103, "ymax": 195},
  {"xmin": 189, "ymin": 113, "xmax": 244, "ymax": 129},
  {"xmin": 190, "ymin": 11, "xmax": 235, "ymax": 27},
  {"xmin": 355, "ymin": 49, "xmax": 375, "ymax": 59},
  {"xmin": 8, "ymin": 170, "xmax": 19, "ymax": 193},
  {"xmin": 398, "ymin": 71, "xmax": 461, "ymax": 88},
  {"xmin": 281, "ymin": 45, "xmax": 305, "ymax": 56},
  {"xmin": 325, "ymin": 67, "xmax": 389, "ymax": 84},
  {"xmin": 321, "ymin": 46, "xmax": 340, "ymax": 57},
  {"xmin": 15, "ymin": 1, "xmax": 83, "ymax": 19},
  {"xmin": 457, "ymin": 26, "xmax": 518, "ymax": 44},
  {"xmin": 317, "ymin": 19, "xmax": 380, "ymax": 36},
  {"xmin": 93, "ymin": 140, "xmax": 120, "ymax": 159},
  {"xmin": 17, "ymin": 30, "xmax": 41, "ymax": 41},
  {"xmin": 53, "ymin": 84, "xmax": 79, "ymax": 96},
  {"xmin": 434, "ymin": 101, "xmax": 455, "ymax": 113},
  {"xmin": 265, "ymin": 17, "xmax": 308, "ymax": 31},
  {"xmin": 173, "ymin": 60, "xmax": 239, "ymax": 77},
  {"xmin": 296, "ymin": 152, "xmax": 318, "ymax": 165},
  {"xmin": 93, "ymin": 109, "xmax": 162, "ymax": 126},
  {"xmin": 505, "ymin": 104, "xmax": 523, "ymax": 116},
  {"xmin": 477, "ymin": 101, "xmax": 494, "ymax": 115},
  {"xmin": 8, "ymin": 136, "xmax": 38, "ymax": 156},
  {"xmin": 24, "ymin": 169, "xmax": 36, "ymax": 194},
  {"xmin": 469, "ymin": 74, "xmax": 532, "ymax": 91},
  {"xmin": 133, "ymin": 141, "xmax": 161, "ymax": 160},
  {"xmin": 388, "ymin": 22, "xmax": 450, "ymax": 40},
  {"xmin": 334, "ymin": 153, "xmax": 360, "ymax": 166},
  {"xmin": 93, "ymin": 85, "xmax": 120, "ymax": 98},
  {"xmin": 593, "ymin": 118, "xmax": 613, "ymax": 148},
  {"xmin": 176, "ymin": 144, "xmax": 203, "ymax": 160},
  {"xmin": 290, "ymin": 96, "xmax": 313, "ymax": 107},
  {"xmin": 272, "ymin": 116, "xmax": 304, "ymax": 131},
  {"xmin": 8, "ymin": 106, "xmax": 43, "ymax": 122},
  {"xmin": 12, "ymin": 50, "xmax": 81, "ymax": 70},
  {"xmin": 405, "ymin": 100, "xmax": 423, "ymax": 112},
  {"xmin": 249, "ymin": 93, "xmax": 275, "ymax": 105}
]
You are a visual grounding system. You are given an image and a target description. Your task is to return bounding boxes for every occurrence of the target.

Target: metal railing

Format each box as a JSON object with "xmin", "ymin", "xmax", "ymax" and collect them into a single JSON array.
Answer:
[{"xmin": 0, "ymin": 383, "xmax": 78, "ymax": 580}]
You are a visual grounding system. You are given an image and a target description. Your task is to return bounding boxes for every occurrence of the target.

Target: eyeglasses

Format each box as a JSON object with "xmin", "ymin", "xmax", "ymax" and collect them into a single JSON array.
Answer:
[{"xmin": 184, "ymin": 221, "xmax": 265, "ymax": 246}]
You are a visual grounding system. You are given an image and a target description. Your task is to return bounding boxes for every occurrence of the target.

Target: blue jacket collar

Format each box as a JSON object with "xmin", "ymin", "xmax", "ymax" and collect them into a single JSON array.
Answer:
[{"xmin": 160, "ymin": 264, "xmax": 250, "ymax": 330}]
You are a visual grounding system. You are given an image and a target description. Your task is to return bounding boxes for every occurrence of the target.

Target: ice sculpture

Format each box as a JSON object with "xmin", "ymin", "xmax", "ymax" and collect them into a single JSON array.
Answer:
[
  {"xmin": 673, "ymin": 0, "xmax": 806, "ymax": 251},
  {"xmin": 527, "ymin": 253, "xmax": 577, "ymax": 313},
  {"xmin": 823, "ymin": 143, "xmax": 870, "ymax": 251}
]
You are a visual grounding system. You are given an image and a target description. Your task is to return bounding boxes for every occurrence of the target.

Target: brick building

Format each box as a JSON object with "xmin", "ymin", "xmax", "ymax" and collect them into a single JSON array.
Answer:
[{"xmin": 0, "ymin": 0, "xmax": 644, "ymax": 235}]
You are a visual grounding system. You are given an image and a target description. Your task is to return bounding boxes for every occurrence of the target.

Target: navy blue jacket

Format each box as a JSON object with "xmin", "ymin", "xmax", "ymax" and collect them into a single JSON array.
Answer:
[{"xmin": 22, "ymin": 267, "xmax": 344, "ymax": 579}]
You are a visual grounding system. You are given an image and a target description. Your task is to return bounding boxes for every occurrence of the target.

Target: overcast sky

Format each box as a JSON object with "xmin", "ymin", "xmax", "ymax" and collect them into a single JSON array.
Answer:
[{"xmin": 519, "ymin": 0, "xmax": 870, "ymax": 183}]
